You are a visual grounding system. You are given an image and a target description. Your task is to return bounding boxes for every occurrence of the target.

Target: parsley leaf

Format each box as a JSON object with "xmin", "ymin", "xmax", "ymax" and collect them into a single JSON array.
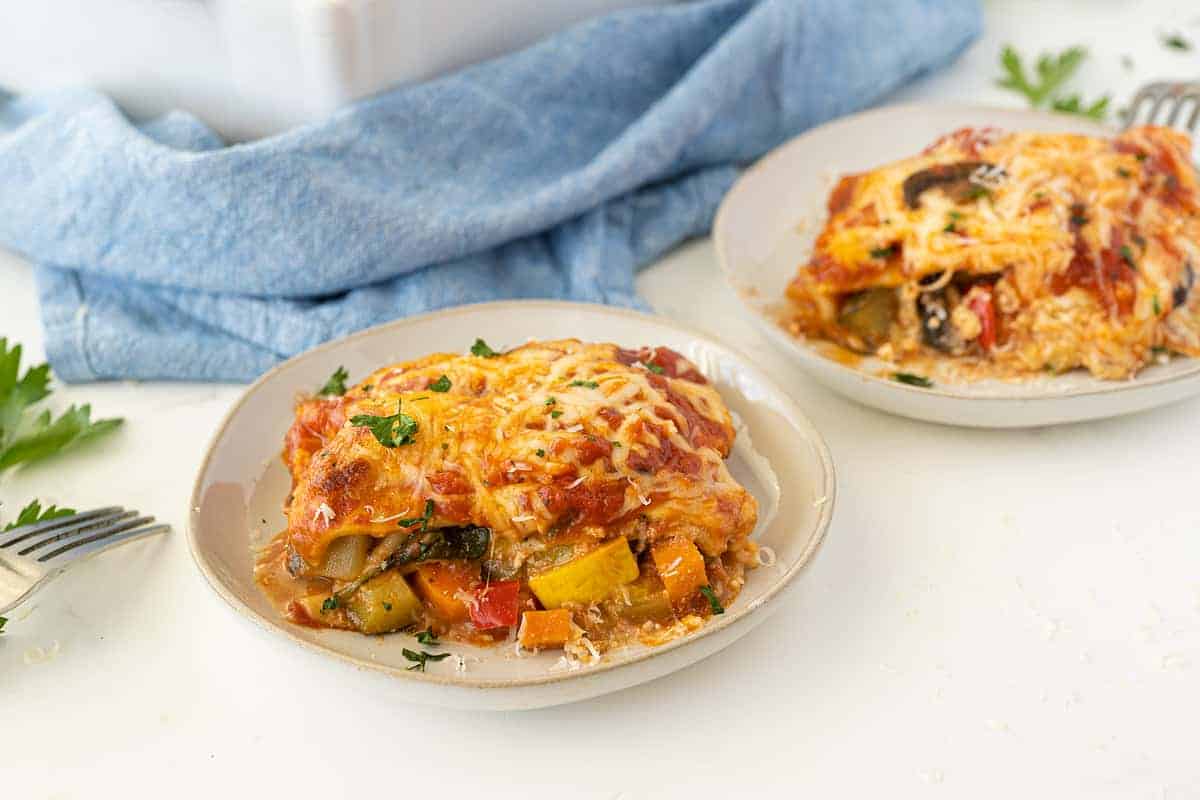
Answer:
[
  {"xmin": 398, "ymin": 498, "xmax": 436, "ymax": 531},
  {"xmin": 544, "ymin": 397, "xmax": 556, "ymax": 406},
  {"xmin": 350, "ymin": 401, "xmax": 418, "ymax": 448},
  {"xmin": 321, "ymin": 597, "xmax": 338, "ymax": 613},
  {"xmin": 892, "ymin": 372, "xmax": 934, "ymax": 388},
  {"xmin": 403, "ymin": 648, "xmax": 451, "ymax": 672},
  {"xmin": 643, "ymin": 362, "xmax": 665, "ymax": 375},
  {"xmin": 0, "ymin": 339, "xmax": 122, "ymax": 474},
  {"xmin": 429, "ymin": 374, "xmax": 452, "ymax": 392},
  {"xmin": 3, "ymin": 499, "xmax": 75, "ymax": 532},
  {"xmin": 1120, "ymin": 245, "xmax": 1136, "ymax": 269},
  {"xmin": 570, "ymin": 380, "xmax": 599, "ymax": 389},
  {"xmin": 318, "ymin": 366, "xmax": 348, "ymax": 396},
  {"xmin": 869, "ymin": 245, "xmax": 898, "ymax": 259},
  {"xmin": 470, "ymin": 338, "xmax": 499, "ymax": 358},
  {"xmin": 535, "ymin": 448, "xmax": 545, "ymax": 457},
  {"xmin": 1050, "ymin": 94, "xmax": 1110, "ymax": 121},
  {"xmin": 0, "ymin": 616, "xmax": 6, "ymax": 634},
  {"xmin": 1161, "ymin": 32, "xmax": 1192, "ymax": 51},
  {"xmin": 415, "ymin": 627, "xmax": 439, "ymax": 646},
  {"xmin": 1153, "ymin": 295, "xmax": 1162, "ymax": 315},
  {"xmin": 550, "ymin": 410, "xmax": 563, "ymax": 419},
  {"xmin": 996, "ymin": 45, "xmax": 1109, "ymax": 121},
  {"xmin": 700, "ymin": 586, "xmax": 725, "ymax": 615}
]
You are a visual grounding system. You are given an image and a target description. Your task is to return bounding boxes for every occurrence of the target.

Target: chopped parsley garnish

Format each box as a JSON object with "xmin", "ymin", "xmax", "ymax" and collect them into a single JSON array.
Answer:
[
  {"xmin": 1117, "ymin": 167, "xmax": 1132, "ymax": 178},
  {"xmin": 643, "ymin": 362, "xmax": 665, "ymax": 375},
  {"xmin": 966, "ymin": 186, "xmax": 992, "ymax": 202},
  {"xmin": 382, "ymin": 602, "xmax": 393, "ymax": 611},
  {"xmin": 996, "ymin": 45, "xmax": 1109, "ymax": 121},
  {"xmin": 611, "ymin": 441, "xmax": 622, "ymax": 448},
  {"xmin": 1161, "ymin": 32, "xmax": 1192, "ymax": 51},
  {"xmin": 535, "ymin": 448, "xmax": 545, "ymax": 457},
  {"xmin": 869, "ymin": 244, "xmax": 899, "ymax": 259},
  {"xmin": 4, "ymin": 499, "xmax": 75, "ymax": 532},
  {"xmin": 1120, "ymin": 245, "xmax": 1136, "ymax": 268},
  {"xmin": 350, "ymin": 401, "xmax": 418, "ymax": 447},
  {"xmin": 429, "ymin": 375, "xmax": 451, "ymax": 392},
  {"xmin": 415, "ymin": 627, "xmax": 439, "ymax": 646},
  {"xmin": 1152, "ymin": 345, "xmax": 1169, "ymax": 355},
  {"xmin": 1153, "ymin": 295, "xmax": 1162, "ymax": 315},
  {"xmin": 318, "ymin": 366, "xmax": 349, "ymax": 396},
  {"xmin": 892, "ymin": 372, "xmax": 934, "ymax": 388},
  {"xmin": 544, "ymin": 397, "xmax": 556, "ymax": 406},
  {"xmin": 1070, "ymin": 213, "xmax": 1089, "ymax": 227},
  {"xmin": 550, "ymin": 410, "xmax": 563, "ymax": 419},
  {"xmin": 0, "ymin": 616, "xmax": 6, "ymax": 634},
  {"xmin": 1136, "ymin": 152, "xmax": 1148, "ymax": 162},
  {"xmin": 321, "ymin": 597, "xmax": 338, "ymax": 613},
  {"xmin": 700, "ymin": 586, "xmax": 725, "ymax": 615},
  {"xmin": 470, "ymin": 338, "xmax": 500, "ymax": 358},
  {"xmin": 570, "ymin": 380, "xmax": 599, "ymax": 389},
  {"xmin": 398, "ymin": 499, "xmax": 435, "ymax": 531},
  {"xmin": 0, "ymin": 338, "xmax": 123, "ymax": 474},
  {"xmin": 403, "ymin": 648, "xmax": 451, "ymax": 672}
]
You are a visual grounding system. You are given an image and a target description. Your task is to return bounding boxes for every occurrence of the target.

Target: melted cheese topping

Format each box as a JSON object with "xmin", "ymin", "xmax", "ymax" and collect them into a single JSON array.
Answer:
[
  {"xmin": 282, "ymin": 339, "xmax": 757, "ymax": 568},
  {"xmin": 786, "ymin": 125, "xmax": 1200, "ymax": 380}
]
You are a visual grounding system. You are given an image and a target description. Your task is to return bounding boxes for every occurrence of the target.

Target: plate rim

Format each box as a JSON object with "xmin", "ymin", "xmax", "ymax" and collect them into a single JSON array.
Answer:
[
  {"xmin": 186, "ymin": 299, "xmax": 837, "ymax": 690},
  {"xmin": 713, "ymin": 101, "xmax": 1200, "ymax": 403}
]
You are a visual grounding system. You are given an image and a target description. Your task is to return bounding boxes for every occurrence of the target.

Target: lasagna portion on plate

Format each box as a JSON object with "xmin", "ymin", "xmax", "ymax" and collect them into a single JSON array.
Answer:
[
  {"xmin": 784, "ymin": 125, "xmax": 1200, "ymax": 380},
  {"xmin": 255, "ymin": 339, "xmax": 759, "ymax": 658}
]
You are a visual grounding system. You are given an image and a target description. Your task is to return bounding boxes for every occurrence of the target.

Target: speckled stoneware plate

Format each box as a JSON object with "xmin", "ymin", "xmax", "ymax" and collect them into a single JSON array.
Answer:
[
  {"xmin": 187, "ymin": 301, "xmax": 835, "ymax": 710},
  {"xmin": 714, "ymin": 104, "xmax": 1200, "ymax": 428}
]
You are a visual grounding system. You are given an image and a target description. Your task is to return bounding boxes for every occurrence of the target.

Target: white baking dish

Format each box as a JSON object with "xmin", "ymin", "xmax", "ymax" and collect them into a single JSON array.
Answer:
[{"xmin": 0, "ymin": 0, "xmax": 673, "ymax": 141}]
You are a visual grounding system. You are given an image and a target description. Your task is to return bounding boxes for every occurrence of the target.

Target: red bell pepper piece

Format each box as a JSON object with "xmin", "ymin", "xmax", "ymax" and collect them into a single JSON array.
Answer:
[
  {"xmin": 966, "ymin": 286, "xmax": 996, "ymax": 351},
  {"xmin": 469, "ymin": 580, "xmax": 521, "ymax": 630}
]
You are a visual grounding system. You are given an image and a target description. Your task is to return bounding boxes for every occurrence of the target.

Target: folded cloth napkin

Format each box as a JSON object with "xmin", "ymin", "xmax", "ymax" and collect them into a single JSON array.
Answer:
[{"xmin": 0, "ymin": 0, "xmax": 980, "ymax": 382}]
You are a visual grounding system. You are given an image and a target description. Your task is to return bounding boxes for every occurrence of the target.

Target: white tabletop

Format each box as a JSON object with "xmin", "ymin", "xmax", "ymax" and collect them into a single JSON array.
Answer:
[{"xmin": 4, "ymin": 2, "xmax": 1199, "ymax": 796}]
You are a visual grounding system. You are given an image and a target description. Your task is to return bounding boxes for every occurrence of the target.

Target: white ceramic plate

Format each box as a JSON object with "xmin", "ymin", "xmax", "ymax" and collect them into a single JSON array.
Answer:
[
  {"xmin": 714, "ymin": 104, "xmax": 1200, "ymax": 428},
  {"xmin": 187, "ymin": 301, "xmax": 835, "ymax": 710}
]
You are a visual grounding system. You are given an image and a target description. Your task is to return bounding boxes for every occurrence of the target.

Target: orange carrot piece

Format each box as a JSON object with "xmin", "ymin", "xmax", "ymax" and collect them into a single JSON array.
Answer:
[
  {"xmin": 518, "ymin": 609, "xmax": 573, "ymax": 650},
  {"xmin": 650, "ymin": 538, "xmax": 707, "ymax": 606},
  {"xmin": 411, "ymin": 562, "xmax": 477, "ymax": 623}
]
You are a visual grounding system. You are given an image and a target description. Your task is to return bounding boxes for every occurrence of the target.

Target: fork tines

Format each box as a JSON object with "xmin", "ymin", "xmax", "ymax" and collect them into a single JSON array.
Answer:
[
  {"xmin": 1126, "ymin": 82, "xmax": 1200, "ymax": 133},
  {"xmin": 0, "ymin": 507, "xmax": 167, "ymax": 564}
]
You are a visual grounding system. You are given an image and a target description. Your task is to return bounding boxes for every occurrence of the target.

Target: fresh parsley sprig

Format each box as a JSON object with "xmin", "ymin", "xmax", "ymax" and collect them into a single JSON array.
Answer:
[
  {"xmin": 996, "ymin": 45, "xmax": 1109, "ymax": 121},
  {"xmin": 398, "ymin": 499, "xmax": 435, "ymax": 531},
  {"xmin": 429, "ymin": 375, "xmax": 451, "ymax": 392},
  {"xmin": 700, "ymin": 585, "xmax": 725, "ymax": 615},
  {"xmin": 0, "ymin": 339, "xmax": 122, "ymax": 473},
  {"xmin": 350, "ymin": 401, "xmax": 418, "ymax": 448},
  {"xmin": 403, "ymin": 648, "xmax": 451, "ymax": 672},
  {"xmin": 892, "ymin": 372, "xmax": 934, "ymax": 388},
  {"xmin": 318, "ymin": 366, "xmax": 349, "ymax": 396},
  {"xmin": 470, "ymin": 338, "xmax": 500, "ymax": 358},
  {"xmin": 4, "ymin": 499, "xmax": 75, "ymax": 532},
  {"xmin": 415, "ymin": 627, "xmax": 439, "ymax": 646}
]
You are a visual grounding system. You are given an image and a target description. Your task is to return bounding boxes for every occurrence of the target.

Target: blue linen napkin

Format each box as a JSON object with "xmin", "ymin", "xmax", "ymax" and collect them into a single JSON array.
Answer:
[{"xmin": 0, "ymin": 0, "xmax": 980, "ymax": 382}]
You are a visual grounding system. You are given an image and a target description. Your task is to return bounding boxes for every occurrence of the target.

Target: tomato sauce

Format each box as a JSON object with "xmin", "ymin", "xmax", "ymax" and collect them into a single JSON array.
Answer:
[{"xmin": 1049, "ymin": 234, "xmax": 1137, "ymax": 316}]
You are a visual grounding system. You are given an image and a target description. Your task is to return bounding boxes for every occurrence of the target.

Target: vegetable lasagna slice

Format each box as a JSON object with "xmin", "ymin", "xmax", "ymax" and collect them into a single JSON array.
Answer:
[
  {"xmin": 784, "ymin": 125, "xmax": 1200, "ymax": 380},
  {"xmin": 255, "ymin": 339, "xmax": 759, "ymax": 657}
]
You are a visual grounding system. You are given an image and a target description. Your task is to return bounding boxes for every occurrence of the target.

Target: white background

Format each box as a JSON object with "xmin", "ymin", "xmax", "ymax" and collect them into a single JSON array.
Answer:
[{"xmin": 3, "ymin": 1, "xmax": 1200, "ymax": 797}]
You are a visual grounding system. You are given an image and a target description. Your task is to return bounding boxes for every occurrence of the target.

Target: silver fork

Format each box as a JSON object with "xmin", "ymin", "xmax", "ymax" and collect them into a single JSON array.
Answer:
[
  {"xmin": 1124, "ymin": 81, "xmax": 1200, "ymax": 133},
  {"xmin": 0, "ymin": 507, "xmax": 169, "ymax": 615}
]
